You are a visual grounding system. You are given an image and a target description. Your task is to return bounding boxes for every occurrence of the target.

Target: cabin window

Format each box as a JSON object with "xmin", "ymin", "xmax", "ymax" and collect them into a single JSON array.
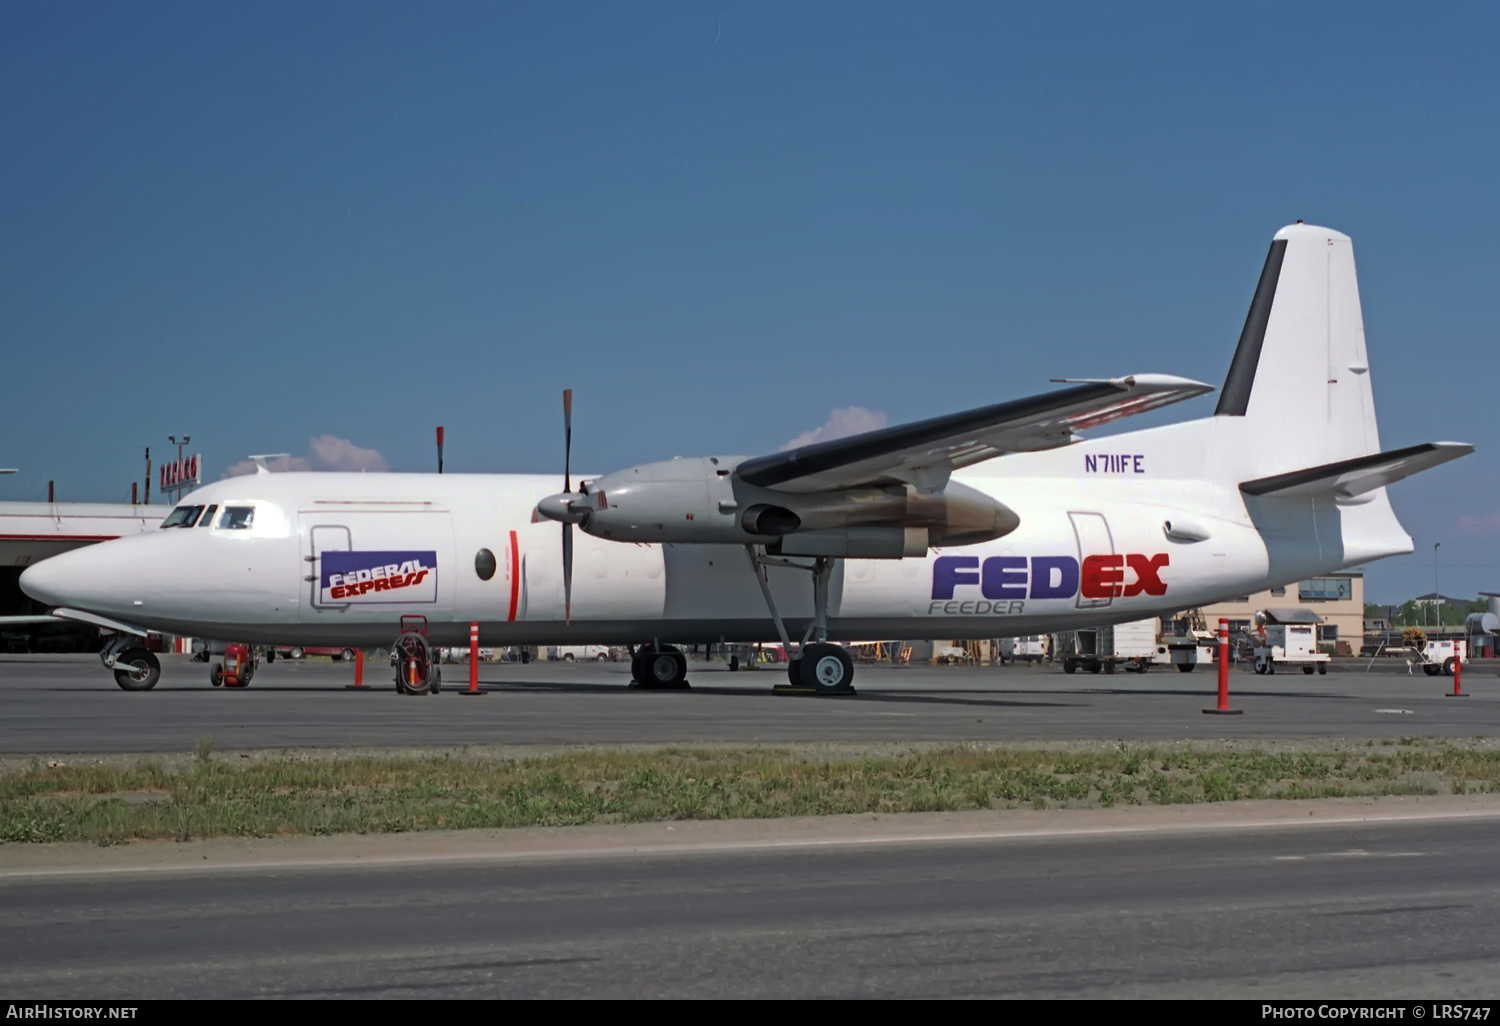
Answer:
[
  {"xmin": 160, "ymin": 505, "xmax": 204, "ymax": 528},
  {"xmin": 219, "ymin": 506, "xmax": 255, "ymax": 530},
  {"xmin": 197, "ymin": 504, "xmax": 218, "ymax": 527},
  {"xmin": 475, "ymin": 548, "xmax": 497, "ymax": 581}
]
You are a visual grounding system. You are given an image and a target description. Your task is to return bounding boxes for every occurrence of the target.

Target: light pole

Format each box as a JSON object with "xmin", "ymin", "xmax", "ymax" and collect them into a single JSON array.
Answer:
[
  {"xmin": 166, "ymin": 434, "xmax": 191, "ymax": 503},
  {"xmin": 1433, "ymin": 542, "xmax": 1441, "ymax": 631}
]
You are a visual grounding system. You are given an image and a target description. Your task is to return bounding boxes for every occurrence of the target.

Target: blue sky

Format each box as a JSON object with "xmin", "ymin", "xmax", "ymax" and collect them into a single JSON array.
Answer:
[{"xmin": 1, "ymin": 2, "xmax": 1495, "ymax": 603}]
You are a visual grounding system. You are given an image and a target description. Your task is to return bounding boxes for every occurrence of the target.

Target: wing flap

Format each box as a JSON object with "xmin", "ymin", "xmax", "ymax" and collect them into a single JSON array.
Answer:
[
  {"xmin": 1239, "ymin": 442, "xmax": 1474, "ymax": 500},
  {"xmin": 736, "ymin": 374, "xmax": 1214, "ymax": 492}
]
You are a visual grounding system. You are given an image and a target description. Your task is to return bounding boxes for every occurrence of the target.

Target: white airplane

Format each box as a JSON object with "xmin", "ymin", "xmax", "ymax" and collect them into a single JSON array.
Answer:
[{"xmin": 12, "ymin": 223, "xmax": 1472, "ymax": 693}]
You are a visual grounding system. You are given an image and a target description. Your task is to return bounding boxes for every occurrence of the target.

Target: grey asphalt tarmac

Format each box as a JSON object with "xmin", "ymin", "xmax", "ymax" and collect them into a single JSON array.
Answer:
[
  {"xmin": 1, "ymin": 653, "xmax": 1495, "ymax": 754},
  {"xmin": 2, "ymin": 813, "xmax": 1496, "ymax": 998}
]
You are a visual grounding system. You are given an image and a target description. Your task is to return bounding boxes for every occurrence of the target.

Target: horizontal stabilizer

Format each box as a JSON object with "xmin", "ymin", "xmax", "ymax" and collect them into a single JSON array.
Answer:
[{"xmin": 1239, "ymin": 442, "xmax": 1473, "ymax": 500}]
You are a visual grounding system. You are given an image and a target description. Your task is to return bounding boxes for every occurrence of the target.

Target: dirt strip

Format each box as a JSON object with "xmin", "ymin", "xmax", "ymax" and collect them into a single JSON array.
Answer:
[{"xmin": 3, "ymin": 792, "xmax": 1498, "ymax": 879}]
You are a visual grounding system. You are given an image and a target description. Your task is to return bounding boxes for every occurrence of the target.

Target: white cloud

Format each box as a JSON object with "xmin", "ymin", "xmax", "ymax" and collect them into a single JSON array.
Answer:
[
  {"xmin": 782, "ymin": 406, "xmax": 889, "ymax": 450},
  {"xmin": 221, "ymin": 435, "xmax": 389, "ymax": 478},
  {"xmin": 1457, "ymin": 510, "xmax": 1500, "ymax": 537}
]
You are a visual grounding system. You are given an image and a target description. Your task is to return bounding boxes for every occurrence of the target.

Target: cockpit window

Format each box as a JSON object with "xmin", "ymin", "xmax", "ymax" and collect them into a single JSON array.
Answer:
[
  {"xmin": 160, "ymin": 505, "xmax": 204, "ymax": 528},
  {"xmin": 219, "ymin": 506, "xmax": 255, "ymax": 530},
  {"xmin": 197, "ymin": 504, "xmax": 218, "ymax": 527}
]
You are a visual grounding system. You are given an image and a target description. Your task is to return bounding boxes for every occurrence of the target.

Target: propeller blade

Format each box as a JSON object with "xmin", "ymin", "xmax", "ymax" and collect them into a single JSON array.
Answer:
[
  {"xmin": 563, "ymin": 388, "xmax": 573, "ymax": 494},
  {"xmin": 562, "ymin": 521, "xmax": 574, "ymax": 626}
]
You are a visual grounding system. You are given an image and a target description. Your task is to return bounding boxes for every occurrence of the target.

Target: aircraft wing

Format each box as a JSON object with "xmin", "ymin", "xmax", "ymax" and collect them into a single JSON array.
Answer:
[
  {"xmin": 734, "ymin": 374, "xmax": 1214, "ymax": 493},
  {"xmin": 1239, "ymin": 442, "xmax": 1474, "ymax": 500}
]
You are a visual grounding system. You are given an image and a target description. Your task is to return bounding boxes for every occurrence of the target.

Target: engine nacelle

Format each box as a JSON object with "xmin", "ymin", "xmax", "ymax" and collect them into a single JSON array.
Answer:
[{"xmin": 566, "ymin": 456, "xmax": 1020, "ymax": 554}]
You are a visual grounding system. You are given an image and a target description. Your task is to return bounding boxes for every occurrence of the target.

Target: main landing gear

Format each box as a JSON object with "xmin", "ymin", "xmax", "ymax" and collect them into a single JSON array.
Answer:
[
  {"xmin": 746, "ymin": 548, "xmax": 856, "ymax": 696},
  {"xmin": 630, "ymin": 642, "xmax": 689, "ymax": 689},
  {"xmin": 100, "ymin": 635, "xmax": 161, "ymax": 691}
]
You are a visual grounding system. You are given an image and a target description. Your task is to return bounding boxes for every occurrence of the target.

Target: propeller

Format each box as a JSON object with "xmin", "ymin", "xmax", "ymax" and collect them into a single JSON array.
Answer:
[
  {"xmin": 562, "ymin": 388, "xmax": 573, "ymax": 625},
  {"xmin": 533, "ymin": 390, "xmax": 590, "ymax": 624}
]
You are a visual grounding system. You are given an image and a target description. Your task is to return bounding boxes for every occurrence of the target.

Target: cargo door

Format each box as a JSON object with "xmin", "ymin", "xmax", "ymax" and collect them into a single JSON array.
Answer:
[
  {"xmin": 298, "ymin": 505, "xmax": 456, "ymax": 622},
  {"xmin": 1068, "ymin": 511, "xmax": 1116, "ymax": 610}
]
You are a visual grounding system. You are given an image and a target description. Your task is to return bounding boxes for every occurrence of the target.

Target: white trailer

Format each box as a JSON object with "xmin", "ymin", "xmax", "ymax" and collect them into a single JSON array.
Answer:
[
  {"xmin": 1058, "ymin": 619, "xmax": 1158, "ymax": 675},
  {"xmin": 1251, "ymin": 616, "xmax": 1331, "ymax": 675},
  {"xmin": 999, "ymin": 635, "xmax": 1048, "ymax": 664},
  {"xmin": 1411, "ymin": 637, "xmax": 1467, "ymax": 677}
]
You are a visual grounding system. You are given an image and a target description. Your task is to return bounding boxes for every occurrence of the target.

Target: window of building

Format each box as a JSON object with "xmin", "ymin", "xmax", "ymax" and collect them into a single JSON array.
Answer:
[
  {"xmin": 1299, "ymin": 577, "xmax": 1352, "ymax": 601},
  {"xmin": 1317, "ymin": 625, "xmax": 1339, "ymax": 641},
  {"xmin": 1271, "ymin": 586, "xmax": 1286, "ymax": 597}
]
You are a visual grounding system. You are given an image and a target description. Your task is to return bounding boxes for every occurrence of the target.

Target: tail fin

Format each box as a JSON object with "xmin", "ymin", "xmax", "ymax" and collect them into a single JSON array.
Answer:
[{"xmin": 1215, "ymin": 224, "xmax": 1380, "ymax": 473}]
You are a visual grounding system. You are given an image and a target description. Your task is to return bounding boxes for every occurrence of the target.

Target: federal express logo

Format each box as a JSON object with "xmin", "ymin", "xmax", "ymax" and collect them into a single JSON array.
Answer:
[
  {"xmin": 929, "ymin": 553, "xmax": 1168, "ymax": 614},
  {"xmin": 321, "ymin": 550, "xmax": 438, "ymax": 605}
]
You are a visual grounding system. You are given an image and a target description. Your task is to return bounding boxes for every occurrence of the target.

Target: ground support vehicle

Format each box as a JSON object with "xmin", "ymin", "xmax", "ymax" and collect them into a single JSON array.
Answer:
[
  {"xmin": 1409, "ymin": 637, "xmax": 1467, "ymax": 677},
  {"xmin": 554, "ymin": 644, "xmax": 613, "ymax": 662},
  {"xmin": 210, "ymin": 643, "xmax": 256, "ymax": 687},
  {"xmin": 1000, "ymin": 635, "xmax": 1049, "ymax": 665},
  {"xmin": 1058, "ymin": 619, "xmax": 1159, "ymax": 674},
  {"xmin": 1155, "ymin": 632, "xmax": 1216, "ymax": 673},
  {"xmin": 1251, "ymin": 620, "xmax": 1330, "ymax": 675}
]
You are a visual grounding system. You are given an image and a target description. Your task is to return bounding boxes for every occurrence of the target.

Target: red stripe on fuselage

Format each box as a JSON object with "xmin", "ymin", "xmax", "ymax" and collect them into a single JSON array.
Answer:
[{"xmin": 507, "ymin": 530, "xmax": 520, "ymax": 622}]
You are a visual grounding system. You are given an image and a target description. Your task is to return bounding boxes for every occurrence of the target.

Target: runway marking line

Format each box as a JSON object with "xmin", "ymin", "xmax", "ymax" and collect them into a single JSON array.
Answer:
[{"xmin": 1, "ymin": 805, "xmax": 1497, "ymax": 882}]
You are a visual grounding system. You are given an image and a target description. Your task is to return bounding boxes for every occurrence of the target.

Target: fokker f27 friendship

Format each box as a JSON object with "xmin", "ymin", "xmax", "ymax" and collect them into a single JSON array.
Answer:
[{"xmin": 12, "ymin": 224, "xmax": 1473, "ymax": 693}]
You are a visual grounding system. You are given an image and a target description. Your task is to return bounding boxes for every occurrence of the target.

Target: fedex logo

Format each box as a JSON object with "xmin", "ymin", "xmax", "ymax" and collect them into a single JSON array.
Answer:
[
  {"xmin": 321, "ymin": 550, "xmax": 438, "ymax": 605},
  {"xmin": 932, "ymin": 553, "xmax": 1168, "ymax": 601}
]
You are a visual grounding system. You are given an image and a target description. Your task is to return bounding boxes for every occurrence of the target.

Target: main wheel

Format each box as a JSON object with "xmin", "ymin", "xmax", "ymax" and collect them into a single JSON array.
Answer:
[
  {"xmin": 1177, "ymin": 662, "xmax": 1195, "ymax": 673},
  {"xmin": 637, "ymin": 645, "xmax": 687, "ymax": 688},
  {"xmin": 798, "ymin": 643, "xmax": 855, "ymax": 693},
  {"xmin": 113, "ymin": 649, "xmax": 161, "ymax": 691},
  {"xmin": 787, "ymin": 657, "xmax": 802, "ymax": 686}
]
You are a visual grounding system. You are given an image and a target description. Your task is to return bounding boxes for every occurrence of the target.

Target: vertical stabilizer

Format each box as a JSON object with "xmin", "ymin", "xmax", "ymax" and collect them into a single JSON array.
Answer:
[{"xmin": 1216, "ymin": 224, "xmax": 1380, "ymax": 473}]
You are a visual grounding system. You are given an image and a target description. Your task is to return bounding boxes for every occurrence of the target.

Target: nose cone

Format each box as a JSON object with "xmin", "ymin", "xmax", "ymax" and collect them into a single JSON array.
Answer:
[
  {"xmin": 20, "ymin": 541, "xmax": 141, "ymax": 613},
  {"xmin": 536, "ymin": 492, "xmax": 589, "ymax": 525}
]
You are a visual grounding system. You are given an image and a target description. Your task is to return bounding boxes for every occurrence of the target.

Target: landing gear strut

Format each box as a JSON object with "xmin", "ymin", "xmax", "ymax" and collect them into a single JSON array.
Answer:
[{"xmin": 746, "ymin": 547, "xmax": 855, "ymax": 695}]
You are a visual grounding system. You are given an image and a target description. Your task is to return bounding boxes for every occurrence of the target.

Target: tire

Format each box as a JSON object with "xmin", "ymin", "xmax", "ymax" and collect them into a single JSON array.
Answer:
[
  {"xmin": 799, "ymin": 643, "xmax": 854, "ymax": 693},
  {"xmin": 266, "ymin": 650, "xmax": 276, "ymax": 664},
  {"xmin": 1088, "ymin": 663, "xmax": 1101, "ymax": 674},
  {"xmin": 787, "ymin": 657, "xmax": 802, "ymax": 687},
  {"xmin": 563, "ymin": 653, "xmax": 575, "ymax": 662},
  {"xmin": 1317, "ymin": 663, "xmax": 1327, "ymax": 675},
  {"xmin": 1177, "ymin": 662, "xmax": 1194, "ymax": 674},
  {"xmin": 729, "ymin": 655, "xmax": 739, "ymax": 672},
  {"xmin": 240, "ymin": 663, "xmax": 254, "ymax": 686},
  {"xmin": 1063, "ymin": 659, "xmax": 1077, "ymax": 674},
  {"xmin": 290, "ymin": 646, "xmax": 305, "ymax": 660},
  {"xmin": 1303, "ymin": 665, "xmax": 1315, "ymax": 675},
  {"xmin": 428, "ymin": 664, "xmax": 441, "ymax": 694},
  {"xmin": 341, "ymin": 648, "xmax": 355, "ymax": 663},
  {"xmin": 1423, "ymin": 665, "xmax": 1441, "ymax": 677},
  {"xmin": 640, "ymin": 646, "xmax": 687, "ymax": 688},
  {"xmin": 210, "ymin": 662, "xmax": 224, "ymax": 687},
  {"xmin": 1443, "ymin": 657, "xmax": 1456, "ymax": 677},
  {"xmin": 596, "ymin": 653, "xmax": 608, "ymax": 662},
  {"xmin": 113, "ymin": 649, "xmax": 161, "ymax": 691}
]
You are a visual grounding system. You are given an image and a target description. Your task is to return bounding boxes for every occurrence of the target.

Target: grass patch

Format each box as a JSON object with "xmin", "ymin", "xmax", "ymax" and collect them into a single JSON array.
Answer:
[{"xmin": 3, "ymin": 741, "xmax": 1498, "ymax": 846}]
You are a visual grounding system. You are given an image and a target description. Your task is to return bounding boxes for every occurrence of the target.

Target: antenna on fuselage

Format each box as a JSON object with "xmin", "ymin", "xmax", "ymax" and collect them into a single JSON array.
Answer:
[{"xmin": 247, "ymin": 454, "xmax": 290, "ymax": 475}]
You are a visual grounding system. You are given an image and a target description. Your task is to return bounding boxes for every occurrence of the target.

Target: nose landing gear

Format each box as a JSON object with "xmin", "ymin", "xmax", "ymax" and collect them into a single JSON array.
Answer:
[
  {"xmin": 630, "ymin": 642, "xmax": 688, "ymax": 688},
  {"xmin": 100, "ymin": 635, "xmax": 161, "ymax": 691}
]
